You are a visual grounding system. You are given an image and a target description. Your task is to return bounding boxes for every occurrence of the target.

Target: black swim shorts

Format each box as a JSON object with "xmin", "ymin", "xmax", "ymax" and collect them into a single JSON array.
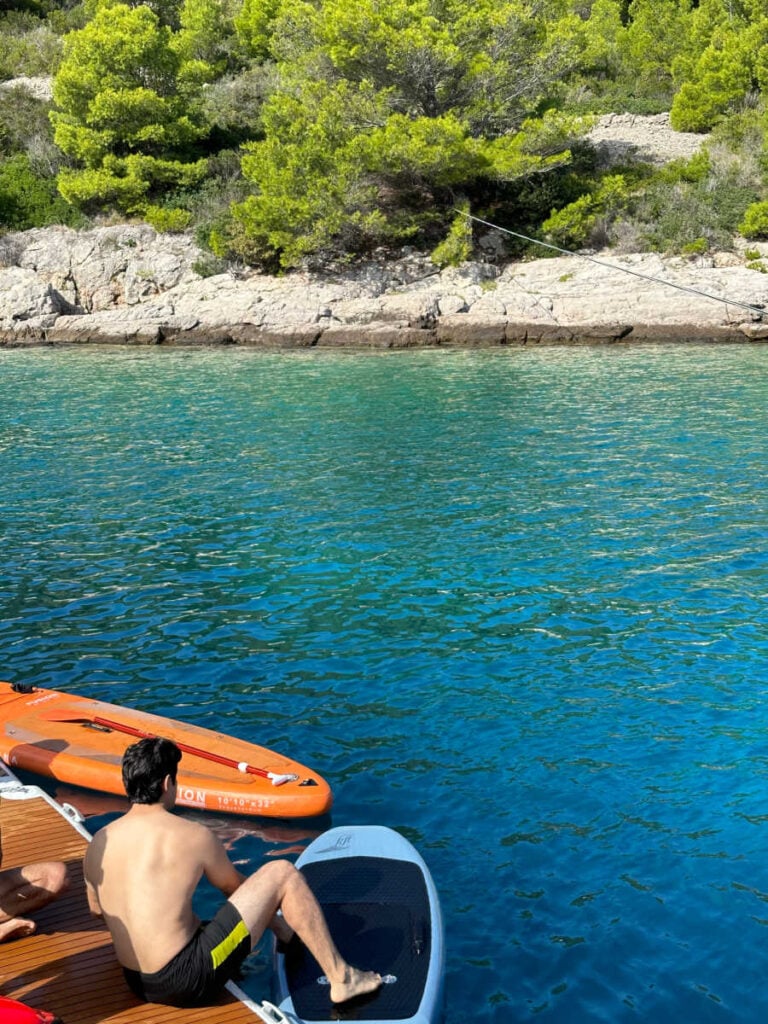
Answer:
[{"xmin": 123, "ymin": 901, "xmax": 251, "ymax": 1008}]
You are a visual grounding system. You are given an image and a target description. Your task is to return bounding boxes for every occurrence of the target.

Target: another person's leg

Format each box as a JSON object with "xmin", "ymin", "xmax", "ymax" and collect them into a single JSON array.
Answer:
[
  {"xmin": 229, "ymin": 860, "xmax": 381, "ymax": 1004},
  {"xmin": 0, "ymin": 861, "xmax": 69, "ymax": 942}
]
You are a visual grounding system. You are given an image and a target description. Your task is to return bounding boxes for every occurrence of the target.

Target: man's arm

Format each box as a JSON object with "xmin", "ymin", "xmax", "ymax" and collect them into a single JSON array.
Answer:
[{"xmin": 200, "ymin": 828, "xmax": 246, "ymax": 897}]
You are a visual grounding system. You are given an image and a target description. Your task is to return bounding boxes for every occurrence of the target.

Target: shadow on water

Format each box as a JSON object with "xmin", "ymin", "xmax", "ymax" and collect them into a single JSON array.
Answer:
[{"xmin": 12, "ymin": 768, "xmax": 331, "ymax": 851}]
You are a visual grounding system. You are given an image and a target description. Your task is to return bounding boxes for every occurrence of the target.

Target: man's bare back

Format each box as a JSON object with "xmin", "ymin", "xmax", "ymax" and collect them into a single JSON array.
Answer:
[{"xmin": 84, "ymin": 802, "xmax": 239, "ymax": 973}]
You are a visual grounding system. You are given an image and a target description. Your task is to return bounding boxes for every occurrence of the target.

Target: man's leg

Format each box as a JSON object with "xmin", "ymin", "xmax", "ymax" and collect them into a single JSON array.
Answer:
[
  {"xmin": 0, "ymin": 861, "xmax": 69, "ymax": 942},
  {"xmin": 228, "ymin": 860, "xmax": 381, "ymax": 1004}
]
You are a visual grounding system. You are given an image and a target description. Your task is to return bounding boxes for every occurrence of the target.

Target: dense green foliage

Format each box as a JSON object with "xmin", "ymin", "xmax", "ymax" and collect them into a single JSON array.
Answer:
[
  {"xmin": 0, "ymin": 83, "xmax": 83, "ymax": 229},
  {"xmin": 2, "ymin": 0, "xmax": 768, "ymax": 266},
  {"xmin": 0, "ymin": 152, "xmax": 83, "ymax": 228},
  {"xmin": 50, "ymin": 1, "xmax": 209, "ymax": 213},
  {"xmin": 224, "ymin": 0, "xmax": 590, "ymax": 267}
]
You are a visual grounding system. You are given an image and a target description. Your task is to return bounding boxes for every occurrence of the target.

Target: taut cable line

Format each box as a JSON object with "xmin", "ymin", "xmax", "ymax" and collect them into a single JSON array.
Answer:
[{"xmin": 457, "ymin": 211, "xmax": 768, "ymax": 320}]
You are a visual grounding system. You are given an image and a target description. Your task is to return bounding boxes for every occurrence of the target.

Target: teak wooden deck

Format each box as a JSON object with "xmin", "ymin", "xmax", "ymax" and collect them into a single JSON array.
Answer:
[{"xmin": 0, "ymin": 772, "xmax": 266, "ymax": 1024}]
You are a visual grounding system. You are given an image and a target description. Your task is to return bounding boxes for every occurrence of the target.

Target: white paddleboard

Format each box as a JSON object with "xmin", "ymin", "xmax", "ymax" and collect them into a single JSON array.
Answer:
[{"xmin": 271, "ymin": 825, "xmax": 444, "ymax": 1023}]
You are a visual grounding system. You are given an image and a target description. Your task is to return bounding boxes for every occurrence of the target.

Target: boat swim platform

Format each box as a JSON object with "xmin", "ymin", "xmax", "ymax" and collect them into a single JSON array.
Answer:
[{"xmin": 0, "ymin": 763, "xmax": 267, "ymax": 1024}]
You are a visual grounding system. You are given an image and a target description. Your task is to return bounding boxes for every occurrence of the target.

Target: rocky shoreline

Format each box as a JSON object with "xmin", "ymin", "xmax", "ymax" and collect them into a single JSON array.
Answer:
[
  {"xmin": 3, "ymin": 223, "xmax": 768, "ymax": 348},
  {"xmin": 3, "ymin": 89, "xmax": 763, "ymax": 348},
  {"xmin": 4, "ymin": 104, "xmax": 767, "ymax": 349}
]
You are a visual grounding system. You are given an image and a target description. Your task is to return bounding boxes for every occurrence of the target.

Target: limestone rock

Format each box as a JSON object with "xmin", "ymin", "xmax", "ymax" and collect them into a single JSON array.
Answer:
[
  {"xmin": 435, "ymin": 317, "xmax": 506, "ymax": 346},
  {"xmin": 437, "ymin": 294, "xmax": 469, "ymax": 316},
  {"xmin": 3, "ymin": 222, "xmax": 768, "ymax": 346},
  {"xmin": 0, "ymin": 266, "xmax": 75, "ymax": 321},
  {"xmin": 5, "ymin": 225, "xmax": 202, "ymax": 312}
]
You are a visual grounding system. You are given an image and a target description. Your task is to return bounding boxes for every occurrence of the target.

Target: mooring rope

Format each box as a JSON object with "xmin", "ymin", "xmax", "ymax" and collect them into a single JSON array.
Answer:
[{"xmin": 458, "ymin": 211, "xmax": 768, "ymax": 321}]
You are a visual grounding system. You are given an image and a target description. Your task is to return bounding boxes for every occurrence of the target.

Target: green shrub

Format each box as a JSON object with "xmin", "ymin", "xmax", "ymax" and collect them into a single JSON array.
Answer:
[
  {"xmin": 657, "ymin": 150, "xmax": 710, "ymax": 185},
  {"xmin": 739, "ymin": 201, "xmax": 768, "ymax": 239},
  {"xmin": 543, "ymin": 193, "xmax": 597, "ymax": 248},
  {"xmin": 681, "ymin": 236, "xmax": 708, "ymax": 254},
  {"xmin": 0, "ymin": 152, "xmax": 82, "ymax": 229},
  {"xmin": 192, "ymin": 254, "xmax": 229, "ymax": 277},
  {"xmin": 46, "ymin": 4, "xmax": 90, "ymax": 34},
  {"xmin": 709, "ymin": 108, "xmax": 764, "ymax": 153},
  {"xmin": 612, "ymin": 140, "xmax": 760, "ymax": 254},
  {"xmin": 431, "ymin": 205, "xmax": 473, "ymax": 267},
  {"xmin": 542, "ymin": 174, "xmax": 629, "ymax": 249},
  {"xmin": 143, "ymin": 204, "xmax": 193, "ymax": 232},
  {"xmin": 0, "ymin": 88, "xmax": 55, "ymax": 160},
  {"xmin": 0, "ymin": 18, "xmax": 63, "ymax": 79},
  {"xmin": 0, "ymin": 10, "xmax": 40, "ymax": 35}
]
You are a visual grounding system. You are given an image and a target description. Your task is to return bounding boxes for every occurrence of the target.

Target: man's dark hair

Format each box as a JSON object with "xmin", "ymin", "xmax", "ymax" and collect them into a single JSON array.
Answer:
[{"xmin": 122, "ymin": 737, "xmax": 182, "ymax": 804}]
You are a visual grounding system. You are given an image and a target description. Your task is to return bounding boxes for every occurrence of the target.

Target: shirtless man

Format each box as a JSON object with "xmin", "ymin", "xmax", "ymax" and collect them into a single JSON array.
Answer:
[
  {"xmin": 0, "ymin": 859, "xmax": 68, "ymax": 943},
  {"xmin": 83, "ymin": 737, "xmax": 381, "ymax": 1009}
]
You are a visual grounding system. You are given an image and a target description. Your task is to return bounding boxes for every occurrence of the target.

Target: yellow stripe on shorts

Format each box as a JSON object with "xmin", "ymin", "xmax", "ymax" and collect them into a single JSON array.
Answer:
[{"xmin": 210, "ymin": 920, "xmax": 249, "ymax": 970}]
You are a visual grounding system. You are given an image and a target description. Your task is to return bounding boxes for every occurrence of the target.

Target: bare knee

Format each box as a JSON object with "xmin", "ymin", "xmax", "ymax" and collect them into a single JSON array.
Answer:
[
  {"xmin": 259, "ymin": 859, "xmax": 298, "ymax": 896},
  {"xmin": 228, "ymin": 859, "xmax": 300, "ymax": 938},
  {"xmin": 47, "ymin": 861, "xmax": 69, "ymax": 897},
  {"xmin": 29, "ymin": 861, "xmax": 68, "ymax": 898}
]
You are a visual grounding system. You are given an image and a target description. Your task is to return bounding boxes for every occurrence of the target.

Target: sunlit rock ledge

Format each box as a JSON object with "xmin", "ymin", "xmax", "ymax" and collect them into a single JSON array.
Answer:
[{"xmin": 2, "ymin": 224, "xmax": 768, "ymax": 348}]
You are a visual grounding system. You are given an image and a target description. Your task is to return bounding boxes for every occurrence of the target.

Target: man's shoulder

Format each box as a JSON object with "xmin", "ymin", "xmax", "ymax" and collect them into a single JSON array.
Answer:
[
  {"xmin": 176, "ymin": 820, "xmax": 210, "ymax": 845},
  {"xmin": 89, "ymin": 806, "xmax": 217, "ymax": 847},
  {"xmin": 161, "ymin": 811, "xmax": 219, "ymax": 850},
  {"xmin": 91, "ymin": 806, "xmax": 207, "ymax": 840},
  {"xmin": 84, "ymin": 815, "xmax": 120, "ymax": 856}
]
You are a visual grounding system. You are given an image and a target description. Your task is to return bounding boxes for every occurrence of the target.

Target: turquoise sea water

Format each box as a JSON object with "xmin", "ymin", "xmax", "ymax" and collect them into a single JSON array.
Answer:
[{"xmin": 3, "ymin": 345, "xmax": 768, "ymax": 1021}]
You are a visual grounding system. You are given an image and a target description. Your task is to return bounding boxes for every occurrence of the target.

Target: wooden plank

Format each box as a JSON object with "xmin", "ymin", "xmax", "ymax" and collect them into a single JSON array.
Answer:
[{"xmin": 0, "ymin": 791, "xmax": 262, "ymax": 1023}]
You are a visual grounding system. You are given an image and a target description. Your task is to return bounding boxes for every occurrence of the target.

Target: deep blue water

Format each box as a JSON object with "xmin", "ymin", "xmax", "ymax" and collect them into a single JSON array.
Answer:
[{"xmin": 3, "ymin": 345, "xmax": 768, "ymax": 1021}]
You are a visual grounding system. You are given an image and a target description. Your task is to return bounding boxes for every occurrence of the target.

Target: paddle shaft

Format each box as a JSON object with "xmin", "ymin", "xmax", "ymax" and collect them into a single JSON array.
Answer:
[{"xmin": 90, "ymin": 715, "xmax": 298, "ymax": 785}]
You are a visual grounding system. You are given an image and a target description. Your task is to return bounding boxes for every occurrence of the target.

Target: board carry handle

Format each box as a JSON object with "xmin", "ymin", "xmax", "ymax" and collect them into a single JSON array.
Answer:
[
  {"xmin": 317, "ymin": 974, "xmax": 398, "ymax": 985},
  {"xmin": 254, "ymin": 1002, "xmax": 294, "ymax": 1024},
  {"xmin": 43, "ymin": 711, "xmax": 300, "ymax": 786}
]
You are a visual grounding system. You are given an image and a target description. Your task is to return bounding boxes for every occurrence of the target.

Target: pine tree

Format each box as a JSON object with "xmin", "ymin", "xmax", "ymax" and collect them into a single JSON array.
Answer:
[{"xmin": 51, "ymin": 0, "xmax": 207, "ymax": 212}]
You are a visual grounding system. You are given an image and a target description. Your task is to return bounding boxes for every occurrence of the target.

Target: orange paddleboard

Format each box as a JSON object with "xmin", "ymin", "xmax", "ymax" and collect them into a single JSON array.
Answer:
[{"xmin": 0, "ymin": 681, "xmax": 332, "ymax": 818}]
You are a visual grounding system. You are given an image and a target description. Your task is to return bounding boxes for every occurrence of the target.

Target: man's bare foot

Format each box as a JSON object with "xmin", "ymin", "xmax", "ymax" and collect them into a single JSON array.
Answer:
[
  {"xmin": 330, "ymin": 966, "xmax": 382, "ymax": 1005},
  {"xmin": 0, "ymin": 917, "xmax": 36, "ymax": 943}
]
